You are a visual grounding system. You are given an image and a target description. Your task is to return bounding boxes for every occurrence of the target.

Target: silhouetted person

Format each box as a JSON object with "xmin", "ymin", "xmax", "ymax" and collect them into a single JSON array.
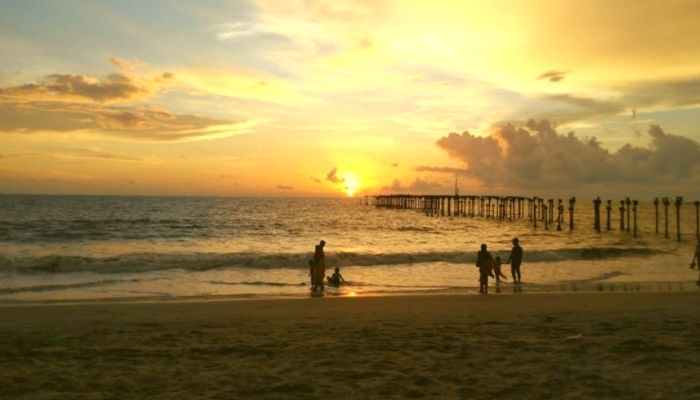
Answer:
[
  {"xmin": 507, "ymin": 238, "xmax": 523, "ymax": 283},
  {"xmin": 476, "ymin": 243, "xmax": 495, "ymax": 294},
  {"xmin": 691, "ymin": 239, "xmax": 700, "ymax": 286},
  {"xmin": 327, "ymin": 267, "xmax": 345, "ymax": 286},
  {"xmin": 493, "ymin": 256, "xmax": 508, "ymax": 283},
  {"xmin": 312, "ymin": 240, "xmax": 326, "ymax": 292},
  {"xmin": 308, "ymin": 259, "xmax": 316, "ymax": 290}
]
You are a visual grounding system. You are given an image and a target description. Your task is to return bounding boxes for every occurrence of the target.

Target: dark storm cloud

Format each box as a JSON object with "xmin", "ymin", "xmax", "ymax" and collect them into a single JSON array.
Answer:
[{"xmin": 434, "ymin": 119, "xmax": 700, "ymax": 191}]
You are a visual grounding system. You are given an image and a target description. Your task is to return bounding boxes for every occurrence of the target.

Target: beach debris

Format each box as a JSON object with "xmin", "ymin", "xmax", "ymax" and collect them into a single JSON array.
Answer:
[{"xmin": 565, "ymin": 334, "xmax": 584, "ymax": 341}]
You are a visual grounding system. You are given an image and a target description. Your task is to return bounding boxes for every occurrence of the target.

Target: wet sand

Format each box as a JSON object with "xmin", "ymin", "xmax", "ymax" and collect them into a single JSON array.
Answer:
[{"xmin": 1, "ymin": 292, "xmax": 699, "ymax": 399}]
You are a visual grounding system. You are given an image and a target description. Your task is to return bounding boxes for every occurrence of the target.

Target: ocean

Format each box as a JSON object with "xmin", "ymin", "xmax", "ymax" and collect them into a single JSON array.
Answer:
[{"xmin": 0, "ymin": 195, "xmax": 698, "ymax": 301}]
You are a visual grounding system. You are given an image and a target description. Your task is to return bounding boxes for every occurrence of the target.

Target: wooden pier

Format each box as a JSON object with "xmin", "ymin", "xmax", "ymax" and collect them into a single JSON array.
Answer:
[{"xmin": 367, "ymin": 194, "xmax": 699, "ymax": 240}]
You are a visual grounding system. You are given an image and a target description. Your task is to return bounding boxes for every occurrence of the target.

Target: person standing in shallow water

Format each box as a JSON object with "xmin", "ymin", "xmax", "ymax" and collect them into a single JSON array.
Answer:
[
  {"xmin": 507, "ymin": 238, "xmax": 523, "ymax": 284},
  {"xmin": 690, "ymin": 239, "xmax": 700, "ymax": 286},
  {"xmin": 475, "ymin": 243, "xmax": 496, "ymax": 294},
  {"xmin": 312, "ymin": 240, "xmax": 326, "ymax": 292},
  {"xmin": 493, "ymin": 256, "xmax": 508, "ymax": 283}
]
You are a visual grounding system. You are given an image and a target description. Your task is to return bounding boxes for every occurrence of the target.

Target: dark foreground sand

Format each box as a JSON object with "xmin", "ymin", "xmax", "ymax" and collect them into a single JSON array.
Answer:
[{"xmin": 1, "ymin": 292, "xmax": 699, "ymax": 399}]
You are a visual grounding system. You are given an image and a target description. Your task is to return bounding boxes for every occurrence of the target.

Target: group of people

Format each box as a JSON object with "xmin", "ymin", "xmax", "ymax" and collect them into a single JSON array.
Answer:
[
  {"xmin": 308, "ymin": 238, "xmax": 522, "ymax": 295},
  {"xmin": 308, "ymin": 240, "xmax": 345, "ymax": 292},
  {"xmin": 308, "ymin": 237, "xmax": 700, "ymax": 294},
  {"xmin": 475, "ymin": 238, "xmax": 524, "ymax": 294}
]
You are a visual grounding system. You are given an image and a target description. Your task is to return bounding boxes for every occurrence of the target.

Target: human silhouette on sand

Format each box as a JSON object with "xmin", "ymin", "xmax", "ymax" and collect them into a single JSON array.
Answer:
[
  {"xmin": 327, "ymin": 267, "xmax": 345, "ymax": 286},
  {"xmin": 493, "ymin": 256, "xmax": 508, "ymax": 283},
  {"xmin": 475, "ymin": 243, "xmax": 496, "ymax": 294},
  {"xmin": 311, "ymin": 240, "xmax": 326, "ymax": 292},
  {"xmin": 507, "ymin": 238, "xmax": 523, "ymax": 284},
  {"xmin": 690, "ymin": 239, "xmax": 700, "ymax": 286}
]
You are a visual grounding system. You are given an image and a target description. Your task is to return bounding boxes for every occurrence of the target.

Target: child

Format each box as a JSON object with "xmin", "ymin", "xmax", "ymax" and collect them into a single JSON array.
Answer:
[
  {"xmin": 326, "ymin": 267, "xmax": 345, "ymax": 286},
  {"xmin": 493, "ymin": 256, "xmax": 508, "ymax": 283}
]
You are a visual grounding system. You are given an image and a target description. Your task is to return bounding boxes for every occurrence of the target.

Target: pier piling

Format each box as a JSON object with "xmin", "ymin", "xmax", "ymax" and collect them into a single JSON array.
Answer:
[
  {"xmin": 663, "ymin": 197, "xmax": 670, "ymax": 239},
  {"xmin": 370, "ymin": 194, "xmax": 698, "ymax": 239},
  {"xmin": 568, "ymin": 197, "xmax": 576, "ymax": 231},
  {"xmin": 619, "ymin": 200, "xmax": 625, "ymax": 231},
  {"xmin": 675, "ymin": 196, "xmax": 683, "ymax": 241},
  {"xmin": 593, "ymin": 197, "xmax": 601, "ymax": 232},
  {"xmin": 625, "ymin": 197, "xmax": 631, "ymax": 233},
  {"xmin": 632, "ymin": 200, "xmax": 638, "ymax": 238},
  {"xmin": 654, "ymin": 198, "xmax": 659, "ymax": 234},
  {"xmin": 695, "ymin": 201, "xmax": 699, "ymax": 240}
]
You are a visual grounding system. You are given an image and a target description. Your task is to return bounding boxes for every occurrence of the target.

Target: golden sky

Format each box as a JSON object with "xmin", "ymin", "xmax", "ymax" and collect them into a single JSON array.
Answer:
[{"xmin": 2, "ymin": 1, "xmax": 700, "ymax": 197}]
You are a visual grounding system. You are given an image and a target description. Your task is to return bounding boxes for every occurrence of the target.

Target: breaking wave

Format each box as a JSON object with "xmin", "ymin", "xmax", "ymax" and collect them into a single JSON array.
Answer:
[{"xmin": 0, "ymin": 247, "xmax": 664, "ymax": 275}]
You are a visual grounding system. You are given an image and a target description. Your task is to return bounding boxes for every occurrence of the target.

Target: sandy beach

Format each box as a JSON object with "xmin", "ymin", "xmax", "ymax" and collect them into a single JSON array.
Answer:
[{"xmin": 1, "ymin": 292, "xmax": 699, "ymax": 399}]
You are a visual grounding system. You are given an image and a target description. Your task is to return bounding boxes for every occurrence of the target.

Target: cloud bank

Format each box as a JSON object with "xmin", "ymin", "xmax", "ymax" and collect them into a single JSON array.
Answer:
[
  {"xmin": 433, "ymin": 119, "xmax": 700, "ymax": 193},
  {"xmin": 0, "ymin": 60, "xmax": 250, "ymax": 142}
]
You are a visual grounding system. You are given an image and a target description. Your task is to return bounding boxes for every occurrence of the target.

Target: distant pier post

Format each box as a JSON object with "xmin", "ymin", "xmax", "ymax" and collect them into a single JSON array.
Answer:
[
  {"xmin": 606, "ymin": 200, "xmax": 612, "ymax": 231},
  {"xmin": 557, "ymin": 199, "xmax": 563, "ymax": 231},
  {"xmin": 619, "ymin": 200, "xmax": 625, "ymax": 231},
  {"xmin": 533, "ymin": 199, "xmax": 538, "ymax": 229},
  {"xmin": 663, "ymin": 197, "xmax": 670, "ymax": 239},
  {"xmin": 593, "ymin": 197, "xmax": 601, "ymax": 232},
  {"xmin": 540, "ymin": 198, "xmax": 545, "ymax": 223},
  {"xmin": 625, "ymin": 197, "xmax": 631, "ymax": 233},
  {"xmin": 543, "ymin": 203, "xmax": 549, "ymax": 230},
  {"xmin": 675, "ymin": 196, "xmax": 683, "ymax": 241},
  {"xmin": 695, "ymin": 201, "xmax": 699, "ymax": 239},
  {"xmin": 654, "ymin": 198, "xmax": 659, "ymax": 234},
  {"xmin": 519, "ymin": 198, "xmax": 524, "ymax": 218},
  {"xmin": 632, "ymin": 200, "xmax": 638, "ymax": 238},
  {"xmin": 568, "ymin": 197, "xmax": 576, "ymax": 231}
]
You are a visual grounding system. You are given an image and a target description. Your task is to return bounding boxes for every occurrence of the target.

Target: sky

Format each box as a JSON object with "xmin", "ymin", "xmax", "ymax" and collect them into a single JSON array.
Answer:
[{"xmin": 1, "ymin": 0, "xmax": 700, "ymax": 198}]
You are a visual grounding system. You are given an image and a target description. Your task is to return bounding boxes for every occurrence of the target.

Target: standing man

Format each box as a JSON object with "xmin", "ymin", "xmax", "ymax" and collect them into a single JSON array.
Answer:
[
  {"xmin": 476, "ymin": 243, "xmax": 495, "ymax": 294},
  {"xmin": 507, "ymin": 238, "xmax": 523, "ymax": 284}
]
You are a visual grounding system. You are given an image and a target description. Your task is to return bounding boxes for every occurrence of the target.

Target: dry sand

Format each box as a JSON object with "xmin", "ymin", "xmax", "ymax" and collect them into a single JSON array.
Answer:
[{"xmin": 1, "ymin": 292, "xmax": 699, "ymax": 399}]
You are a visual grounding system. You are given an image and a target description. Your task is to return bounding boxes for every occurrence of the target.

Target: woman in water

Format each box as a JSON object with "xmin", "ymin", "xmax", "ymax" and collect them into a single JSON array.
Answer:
[{"xmin": 312, "ymin": 240, "xmax": 326, "ymax": 292}]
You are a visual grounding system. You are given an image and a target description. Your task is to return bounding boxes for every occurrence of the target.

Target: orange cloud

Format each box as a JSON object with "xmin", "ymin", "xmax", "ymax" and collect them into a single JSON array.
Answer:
[{"xmin": 0, "ymin": 73, "xmax": 148, "ymax": 103}]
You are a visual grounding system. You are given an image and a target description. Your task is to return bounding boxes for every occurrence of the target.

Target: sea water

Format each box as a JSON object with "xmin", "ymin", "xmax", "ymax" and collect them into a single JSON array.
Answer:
[{"xmin": 0, "ymin": 195, "xmax": 697, "ymax": 301}]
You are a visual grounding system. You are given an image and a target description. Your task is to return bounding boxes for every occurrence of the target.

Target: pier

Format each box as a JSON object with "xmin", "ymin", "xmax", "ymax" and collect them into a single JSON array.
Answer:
[{"xmin": 366, "ymin": 194, "xmax": 699, "ymax": 240}]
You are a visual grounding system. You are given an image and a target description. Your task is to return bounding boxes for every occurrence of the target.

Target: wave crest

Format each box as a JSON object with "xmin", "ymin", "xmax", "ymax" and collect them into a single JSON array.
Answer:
[{"xmin": 0, "ymin": 247, "xmax": 664, "ymax": 275}]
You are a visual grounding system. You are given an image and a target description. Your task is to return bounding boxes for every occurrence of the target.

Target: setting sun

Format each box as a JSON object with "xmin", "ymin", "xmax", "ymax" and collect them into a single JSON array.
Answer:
[{"xmin": 342, "ymin": 172, "xmax": 361, "ymax": 197}]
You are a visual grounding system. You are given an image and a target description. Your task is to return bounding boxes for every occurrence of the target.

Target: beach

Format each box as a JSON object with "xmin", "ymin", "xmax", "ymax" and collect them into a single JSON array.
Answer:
[{"xmin": 2, "ymin": 291, "xmax": 699, "ymax": 399}]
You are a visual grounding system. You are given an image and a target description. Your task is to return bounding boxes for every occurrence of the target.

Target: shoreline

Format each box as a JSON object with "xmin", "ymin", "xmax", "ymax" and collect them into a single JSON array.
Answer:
[{"xmin": 1, "ymin": 278, "xmax": 697, "ymax": 307}]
